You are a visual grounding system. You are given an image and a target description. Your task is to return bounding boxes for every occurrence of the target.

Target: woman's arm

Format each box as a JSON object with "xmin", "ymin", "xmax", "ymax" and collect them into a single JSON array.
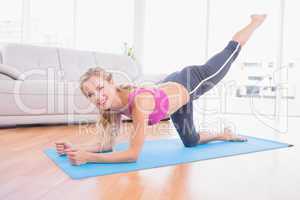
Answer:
[
  {"xmin": 74, "ymin": 142, "xmax": 113, "ymax": 153},
  {"xmin": 66, "ymin": 96, "xmax": 149, "ymax": 165},
  {"xmin": 56, "ymin": 141, "xmax": 112, "ymax": 156}
]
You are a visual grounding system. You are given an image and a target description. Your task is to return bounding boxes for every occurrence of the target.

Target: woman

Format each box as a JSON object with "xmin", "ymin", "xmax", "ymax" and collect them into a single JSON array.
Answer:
[{"xmin": 56, "ymin": 15, "xmax": 266, "ymax": 165}]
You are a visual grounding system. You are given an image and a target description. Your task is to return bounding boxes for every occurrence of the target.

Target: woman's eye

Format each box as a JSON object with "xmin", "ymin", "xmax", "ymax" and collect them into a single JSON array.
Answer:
[
  {"xmin": 98, "ymin": 87, "xmax": 103, "ymax": 91},
  {"xmin": 87, "ymin": 93, "xmax": 94, "ymax": 98}
]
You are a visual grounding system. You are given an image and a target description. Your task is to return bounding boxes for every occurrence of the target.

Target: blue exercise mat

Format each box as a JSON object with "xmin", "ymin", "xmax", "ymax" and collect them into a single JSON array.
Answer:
[{"xmin": 44, "ymin": 135, "xmax": 291, "ymax": 179}]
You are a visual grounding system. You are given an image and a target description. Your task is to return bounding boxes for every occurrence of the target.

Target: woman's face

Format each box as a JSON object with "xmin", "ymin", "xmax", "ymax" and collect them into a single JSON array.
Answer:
[{"xmin": 82, "ymin": 75, "xmax": 117, "ymax": 110}]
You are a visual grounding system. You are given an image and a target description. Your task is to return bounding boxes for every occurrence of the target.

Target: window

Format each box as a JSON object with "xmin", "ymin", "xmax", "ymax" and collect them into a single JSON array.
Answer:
[
  {"xmin": 206, "ymin": 0, "xmax": 282, "ymax": 116},
  {"xmin": 143, "ymin": 0, "xmax": 208, "ymax": 74},
  {"xmin": 283, "ymin": 0, "xmax": 300, "ymax": 116},
  {"xmin": 1, "ymin": 0, "xmax": 134, "ymax": 52},
  {"xmin": 0, "ymin": 0, "xmax": 23, "ymax": 43},
  {"xmin": 29, "ymin": 0, "xmax": 74, "ymax": 47},
  {"xmin": 75, "ymin": 0, "xmax": 134, "ymax": 54}
]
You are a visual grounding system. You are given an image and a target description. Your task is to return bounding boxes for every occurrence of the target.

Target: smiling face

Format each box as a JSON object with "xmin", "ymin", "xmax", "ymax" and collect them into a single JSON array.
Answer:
[{"xmin": 82, "ymin": 75, "xmax": 118, "ymax": 111}]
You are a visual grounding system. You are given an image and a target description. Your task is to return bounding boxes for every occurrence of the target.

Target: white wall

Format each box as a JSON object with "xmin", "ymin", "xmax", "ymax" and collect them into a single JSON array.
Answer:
[
  {"xmin": 0, "ymin": 0, "xmax": 134, "ymax": 54},
  {"xmin": 0, "ymin": 0, "xmax": 299, "ymax": 120}
]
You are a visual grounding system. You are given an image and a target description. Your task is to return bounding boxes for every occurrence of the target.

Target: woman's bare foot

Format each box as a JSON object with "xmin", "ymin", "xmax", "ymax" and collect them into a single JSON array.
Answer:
[
  {"xmin": 219, "ymin": 128, "xmax": 248, "ymax": 142},
  {"xmin": 250, "ymin": 14, "xmax": 267, "ymax": 27},
  {"xmin": 232, "ymin": 14, "xmax": 267, "ymax": 46}
]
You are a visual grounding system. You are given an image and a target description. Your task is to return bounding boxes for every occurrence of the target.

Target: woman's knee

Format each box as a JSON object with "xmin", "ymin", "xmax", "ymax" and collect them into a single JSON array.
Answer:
[{"xmin": 181, "ymin": 134, "xmax": 200, "ymax": 147}]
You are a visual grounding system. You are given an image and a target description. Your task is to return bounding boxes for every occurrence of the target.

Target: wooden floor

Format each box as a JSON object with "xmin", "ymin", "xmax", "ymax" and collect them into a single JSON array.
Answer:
[{"xmin": 0, "ymin": 116, "xmax": 299, "ymax": 200}]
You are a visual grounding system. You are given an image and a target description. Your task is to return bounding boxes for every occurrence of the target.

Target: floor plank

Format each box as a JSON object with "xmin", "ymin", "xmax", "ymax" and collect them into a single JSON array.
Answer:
[{"xmin": 0, "ymin": 117, "xmax": 299, "ymax": 200}]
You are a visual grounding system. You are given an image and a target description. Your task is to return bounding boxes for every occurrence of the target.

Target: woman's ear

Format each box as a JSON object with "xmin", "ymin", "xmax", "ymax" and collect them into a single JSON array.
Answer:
[
  {"xmin": 109, "ymin": 78, "xmax": 115, "ymax": 85},
  {"xmin": 81, "ymin": 83, "xmax": 88, "ymax": 97}
]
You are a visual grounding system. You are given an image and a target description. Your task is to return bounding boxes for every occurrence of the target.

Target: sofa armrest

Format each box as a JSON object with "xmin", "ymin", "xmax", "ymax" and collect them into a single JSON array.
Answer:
[{"xmin": 0, "ymin": 64, "xmax": 24, "ymax": 80}]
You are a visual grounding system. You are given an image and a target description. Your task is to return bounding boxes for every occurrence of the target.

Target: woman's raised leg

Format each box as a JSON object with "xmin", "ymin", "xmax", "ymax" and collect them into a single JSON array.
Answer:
[
  {"xmin": 187, "ymin": 14, "xmax": 267, "ymax": 99},
  {"xmin": 168, "ymin": 15, "xmax": 266, "ymax": 147},
  {"xmin": 233, "ymin": 14, "xmax": 267, "ymax": 46}
]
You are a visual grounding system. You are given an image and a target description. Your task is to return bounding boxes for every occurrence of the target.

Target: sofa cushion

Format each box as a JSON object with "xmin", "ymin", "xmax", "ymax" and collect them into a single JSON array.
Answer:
[
  {"xmin": 0, "ymin": 92, "xmax": 97, "ymax": 116},
  {"xmin": 1, "ymin": 43, "xmax": 61, "ymax": 80},
  {"xmin": 134, "ymin": 73, "xmax": 168, "ymax": 86},
  {"xmin": 0, "ymin": 79, "xmax": 60, "ymax": 95},
  {"xmin": 0, "ymin": 74, "xmax": 12, "ymax": 80},
  {"xmin": 58, "ymin": 48, "xmax": 96, "ymax": 81},
  {"xmin": 0, "ymin": 80, "xmax": 97, "ymax": 115},
  {"xmin": 0, "ymin": 79, "xmax": 86, "ymax": 96},
  {"xmin": 0, "ymin": 49, "xmax": 2, "ymax": 64},
  {"xmin": 94, "ymin": 52, "xmax": 141, "ymax": 85}
]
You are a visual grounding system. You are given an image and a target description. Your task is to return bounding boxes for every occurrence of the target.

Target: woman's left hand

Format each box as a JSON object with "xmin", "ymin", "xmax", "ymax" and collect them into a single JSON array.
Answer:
[{"xmin": 65, "ymin": 148, "xmax": 92, "ymax": 166}]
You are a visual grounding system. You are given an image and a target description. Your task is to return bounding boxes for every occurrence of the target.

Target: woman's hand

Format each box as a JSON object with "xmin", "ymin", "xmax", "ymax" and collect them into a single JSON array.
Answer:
[
  {"xmin": 65, "ymin": 149, "xmax": 93, "ymax": 166},
  {"xmin": 55, "ymin": 141, "xmax": 73, "ymax": 156}
]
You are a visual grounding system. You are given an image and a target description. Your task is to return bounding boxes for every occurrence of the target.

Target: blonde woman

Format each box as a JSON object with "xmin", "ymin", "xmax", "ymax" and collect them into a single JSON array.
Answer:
[{"xmin": 55, "ymin": 15, "xmax": 266, "ymax": 165}]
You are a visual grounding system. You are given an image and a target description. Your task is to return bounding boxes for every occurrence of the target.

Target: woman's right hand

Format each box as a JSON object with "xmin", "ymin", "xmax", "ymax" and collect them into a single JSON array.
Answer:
[{"xmin": 55, "ymin": 141, "xmax": 73, "ymax": 156}]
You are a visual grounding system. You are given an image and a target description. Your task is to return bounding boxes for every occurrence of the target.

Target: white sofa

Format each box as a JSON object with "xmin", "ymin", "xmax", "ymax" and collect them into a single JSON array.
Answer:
[{"xmin": 0, "ymin": 43, "xmax": 167, "ymax": 127}]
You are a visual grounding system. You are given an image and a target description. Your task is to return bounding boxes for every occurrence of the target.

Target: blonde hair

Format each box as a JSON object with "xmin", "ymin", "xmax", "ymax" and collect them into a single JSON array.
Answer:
[{"xmin": 80, "ymin": 67, "xmax": 136, "ymax": 149}]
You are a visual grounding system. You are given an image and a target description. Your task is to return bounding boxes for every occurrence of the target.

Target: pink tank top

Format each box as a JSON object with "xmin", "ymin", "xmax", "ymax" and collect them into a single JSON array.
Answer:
[{"xmin": 127, "ymin": 87, "xmax": 169, "ymax": 125}]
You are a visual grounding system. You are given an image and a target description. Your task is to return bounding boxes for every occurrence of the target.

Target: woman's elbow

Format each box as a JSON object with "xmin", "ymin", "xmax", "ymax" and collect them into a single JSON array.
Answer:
[
  {"xmin": 127, "ymin": 151, "xmax": 140, "ymax": 162},
  {"xmin": 127, "ymin": 157, "xmax": 138, "ymax": 163}
]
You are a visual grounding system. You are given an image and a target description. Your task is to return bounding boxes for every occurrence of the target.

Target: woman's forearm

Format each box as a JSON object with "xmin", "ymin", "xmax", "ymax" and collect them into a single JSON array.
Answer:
[
  {"xmin": 87, "ymin": 150, "xmax": 138, "ymax": 163},
  {"xmin": 75, "ymin": 143, "xmax": 112, "ymax": 153}
]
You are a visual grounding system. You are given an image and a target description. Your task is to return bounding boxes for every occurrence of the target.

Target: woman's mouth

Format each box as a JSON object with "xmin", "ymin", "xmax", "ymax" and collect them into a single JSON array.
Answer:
[{"xmin": 97, "ymin": 96, "xmax": 107, "ymax": 107}]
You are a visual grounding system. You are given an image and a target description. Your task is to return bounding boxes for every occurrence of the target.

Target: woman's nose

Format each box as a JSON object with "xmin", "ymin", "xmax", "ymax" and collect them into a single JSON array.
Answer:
[
  {"xmin": 94, "ymin": 92, "xmax": 104, "ymax": 102},
  {"xmin": 94, "ymin": 92, "xmax": 101, "ymax": 99},
  {"xmin": 90, "ymin": 92, "xmax": 100, "ymax": 103}
]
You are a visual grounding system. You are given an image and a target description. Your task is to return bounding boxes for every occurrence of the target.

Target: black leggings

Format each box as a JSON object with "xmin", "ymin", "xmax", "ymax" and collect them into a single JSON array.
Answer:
[{"xmin": 160, "ymin": 40, "xmax": 242, "ymax": 147}]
